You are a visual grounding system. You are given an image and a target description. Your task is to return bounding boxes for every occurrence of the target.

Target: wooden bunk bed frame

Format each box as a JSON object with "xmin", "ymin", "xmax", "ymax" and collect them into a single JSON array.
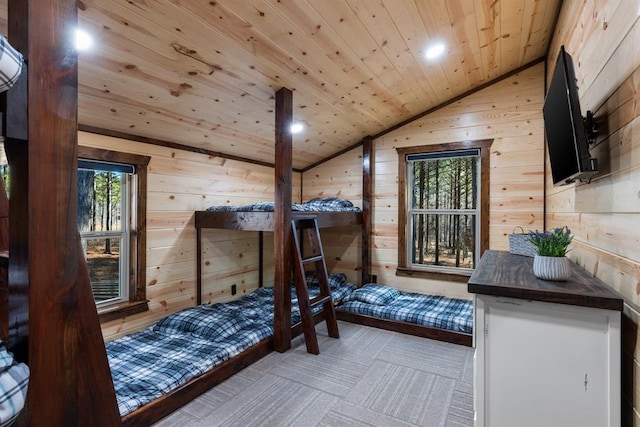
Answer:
[
  {"xmin": 335, "ymin": 311, "xmax": 472, "ymax": 347},
  {"xmin": 0, "ymin": 3, "xmax": 468, "ymax": 424}
]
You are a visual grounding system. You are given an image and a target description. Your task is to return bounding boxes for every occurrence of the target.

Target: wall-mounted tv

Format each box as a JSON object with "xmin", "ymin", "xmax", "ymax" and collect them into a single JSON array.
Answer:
[{"xmin": 543, "ymin": 46, "xmax": 598, "ymax": 186}]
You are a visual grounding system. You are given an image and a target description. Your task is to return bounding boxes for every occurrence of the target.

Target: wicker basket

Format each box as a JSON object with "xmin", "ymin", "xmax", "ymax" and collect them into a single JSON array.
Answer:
[{"xmin": 508, "ymin": 226, "xmax": 537, "ymax": 257}]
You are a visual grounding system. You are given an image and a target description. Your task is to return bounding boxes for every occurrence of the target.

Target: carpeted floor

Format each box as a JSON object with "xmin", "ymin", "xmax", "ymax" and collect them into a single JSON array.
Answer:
[{"xmin": 154, "ymin": 321, "xmax": 474, "ymax": 427}]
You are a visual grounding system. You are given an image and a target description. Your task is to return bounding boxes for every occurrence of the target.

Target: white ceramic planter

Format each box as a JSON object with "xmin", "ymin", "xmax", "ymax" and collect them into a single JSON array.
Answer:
[{"xmin": 532, "ymin": 255, "xmax": 571, "ymax": 281}]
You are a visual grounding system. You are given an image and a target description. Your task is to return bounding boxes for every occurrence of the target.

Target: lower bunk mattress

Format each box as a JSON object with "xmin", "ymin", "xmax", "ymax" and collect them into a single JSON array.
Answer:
[
  {"xmin": 107, "ymin": 273, "xmax": 355, "ymax": 417},
  {"xmin": 336, "ymin": 284, "xmax": 473, "ymax": 334}
]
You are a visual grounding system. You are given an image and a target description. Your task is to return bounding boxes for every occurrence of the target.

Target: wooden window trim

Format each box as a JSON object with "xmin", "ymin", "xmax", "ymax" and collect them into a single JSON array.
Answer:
[
  {"xmin": 78, "ymin": 146, "xmax": 151, "ymax": 321},
  {"xmin": 396, "ymin": 139, "xmax": 492, "ymax": 281}
]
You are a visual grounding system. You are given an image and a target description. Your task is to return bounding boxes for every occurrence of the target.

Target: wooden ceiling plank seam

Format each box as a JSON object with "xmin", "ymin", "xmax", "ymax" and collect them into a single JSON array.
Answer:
[
  {"xmin": 499, "ymin": 0, "xmax": 527, "ymax": 72},
  {"xmin": 256, "ymin": 0, "xmax": 420, "ymax": 119},
  {"xmin": 303, "ymin": 0, "xmax": 418, "ymax": 107},
  {"xmin": 215, "ymin": 0, "xmax": 393, "ymax": 113},
  {"xmin": 442, "ymin": 0, "xmax": 487, "ymax": 91},
  {"xmin": 342, "ymin": 0, "xmax": 435, "ymax": 107},
  {"xmin": 472, "ymin": 0, "xmax": 501, "ymax": 81},
  {"xmin": 78, "ymin": 83, "xmax": 273, "ymax": 148},
  {"xmin": 78, "ymin": 96, "xmax": 277, "ymax": 156},
  {"xmin": 265, "ymin": 0, "xmax": 425, "ymax": 116},
  {"xmin": 380, "ymin": 0, "xmax": 447, "ymax": 103},
  {"xmin": 80, "ymin": 1, "xmax": 284, "ymax": 106},
  {"xmin": 518, "ymin": 0, "xmax": 541, "ymax": 64},
  {"xmin": 410, "ymin": 0, "xmax": 476, "ymax": 102},
  {"xmin": 172, "ymin": 0, "xmax": 391, "ymax": 127}
]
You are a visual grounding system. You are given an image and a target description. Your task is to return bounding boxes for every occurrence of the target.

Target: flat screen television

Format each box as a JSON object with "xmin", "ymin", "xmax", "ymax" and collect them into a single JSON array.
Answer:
[{"xmin": 543, "ymin": 46, "xmax": 598, "ymax": 186}]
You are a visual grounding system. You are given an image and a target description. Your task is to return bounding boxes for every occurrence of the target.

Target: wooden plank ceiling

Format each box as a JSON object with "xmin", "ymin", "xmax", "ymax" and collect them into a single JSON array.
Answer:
[{"xmin": 2, "ymin": 0, "xmax": 561, "ymax": 170}]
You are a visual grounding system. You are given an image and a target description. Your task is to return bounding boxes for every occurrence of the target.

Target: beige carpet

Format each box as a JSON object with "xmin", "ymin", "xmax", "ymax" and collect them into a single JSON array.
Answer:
[{"xmin": 154, "ymin": 321, "xmax": 474, "ymax": 427}]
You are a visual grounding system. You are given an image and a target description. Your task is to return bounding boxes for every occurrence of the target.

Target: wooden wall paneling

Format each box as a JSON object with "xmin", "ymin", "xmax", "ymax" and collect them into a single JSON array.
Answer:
[
  {"xmin": 546, "ymin": 1, "xmax": 640, "ymax": 422},
  {"xmin": 302, "ymin": 145, "xmax": 364, "ymax": 284},
  {"xmin": 366, "ymin": 64, "xmax": 544, "ymax": 297},
  {"xmin": 273, "ymin": 87, "xmax": 292, "ymax": 352},
  {"xmin": 569, "ymin": 1, "xmax": 639, "ymax": 111},
  {"xmin": 78, "ymin": 131, "xmax": 289, "ymax": 340}
]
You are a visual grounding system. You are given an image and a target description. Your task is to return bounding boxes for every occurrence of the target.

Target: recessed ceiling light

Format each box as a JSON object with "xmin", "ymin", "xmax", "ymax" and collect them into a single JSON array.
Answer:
[
  {"xmin": 425, "ymin": 43, "xmax": 445, "ymax": 60},
  {"xmin": 75, "ymin": 29, "xmax": 93, "ymax": 51},
  {"xmin": 290, "ymin": 122, "xmax": 304, "ymax": 134}
]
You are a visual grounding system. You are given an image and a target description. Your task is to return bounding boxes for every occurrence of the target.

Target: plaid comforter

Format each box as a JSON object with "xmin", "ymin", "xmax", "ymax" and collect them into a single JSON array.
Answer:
[
  {"xmin": 337, "ymin": 284, "xmax": 473, "ymax": 334},
  {"xmin": 107, "ymin": 273, "xmax": 355, "ymax": 417},
  {"xmin": 206, "ymin": 197, "xmax": 361, "ymax": 212}
]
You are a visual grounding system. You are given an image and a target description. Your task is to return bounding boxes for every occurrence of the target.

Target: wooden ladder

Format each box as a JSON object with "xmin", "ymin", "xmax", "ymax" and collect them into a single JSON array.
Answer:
[{"xmin": 291, "ymin": 216, "xmax": 339, "ymax": 355}]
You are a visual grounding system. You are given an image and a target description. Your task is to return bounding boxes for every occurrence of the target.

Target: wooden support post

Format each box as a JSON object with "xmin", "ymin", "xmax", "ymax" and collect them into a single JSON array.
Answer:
[
  {"xmin": 362, "ymin": 136, "xmax": 373, "ymax": 285},
  {"xmin": 0, "ymin": 177, "xmax": 8, "ymax": 343},
  {"xmin": 273, "ymin": 87, "xmax": 293, "ymax": 352},
  {"xmin": 4, "ymin": 1, "xmax": 120, "ymax": 424}
]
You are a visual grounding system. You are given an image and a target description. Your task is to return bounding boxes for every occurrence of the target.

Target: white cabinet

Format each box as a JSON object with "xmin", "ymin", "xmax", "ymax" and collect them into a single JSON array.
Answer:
[
  {"xmin": 468, "ymin": 251, "xmax": 622, "ymax": 427},
  {"xmin": 473, "ymin": 294, "xmax": 620, "ymax": 427}
]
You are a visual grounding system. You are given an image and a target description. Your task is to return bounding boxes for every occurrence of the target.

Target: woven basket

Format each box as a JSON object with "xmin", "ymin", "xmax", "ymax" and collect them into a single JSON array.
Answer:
[{"xmin": 508, "ymin": 226, "xmax": 537, "ymax": 257}]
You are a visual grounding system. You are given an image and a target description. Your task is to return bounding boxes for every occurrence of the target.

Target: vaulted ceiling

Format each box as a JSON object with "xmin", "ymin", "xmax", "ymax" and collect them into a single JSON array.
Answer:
[{"xmin": 4, "ymin": 0, "xmax": 562, "ymax": 169}]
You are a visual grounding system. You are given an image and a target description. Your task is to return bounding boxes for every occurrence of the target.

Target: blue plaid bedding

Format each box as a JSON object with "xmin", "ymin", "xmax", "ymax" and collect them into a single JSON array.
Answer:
[
  {"xmin": 337, "ymin": 284, "xmax": 473, "ymax": 334},
  {"xmin": 206, "ymin": 197, "xmax": 361, "ymax": 212},
  {"xmin": 107, "ymin": 273, "xmax": 355, "ymax": 417}
]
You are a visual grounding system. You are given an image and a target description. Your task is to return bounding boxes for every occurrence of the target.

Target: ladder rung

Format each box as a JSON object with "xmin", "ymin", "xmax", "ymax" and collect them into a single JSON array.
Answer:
[
  {"xmin": 291, "ymin": 216, "xmax": 340, "ymax": 354},
  {"xmin": 309, "ymin": 294, "xmax": 331, "ymax": 307},
  {"xmin": 302, "ymin": 255, "xmax": 323, "ymax": 264}
]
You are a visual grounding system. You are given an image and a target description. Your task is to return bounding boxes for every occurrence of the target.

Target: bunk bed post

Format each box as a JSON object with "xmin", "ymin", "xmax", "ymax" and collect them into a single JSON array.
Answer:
[
  {"xmin": 273, "ymin": 87, "xmax": 293, "ymax": 352},
  {"xmin": 362, "ymin": 136, "xmax": 373, "ymax": 285},
  {"xmin": 3, "ymin": 1, "xmax": 120, "ymax": 424},
  {"xmin": 0, "ymin": 178, "xmax": 8, "ymax": 343}
]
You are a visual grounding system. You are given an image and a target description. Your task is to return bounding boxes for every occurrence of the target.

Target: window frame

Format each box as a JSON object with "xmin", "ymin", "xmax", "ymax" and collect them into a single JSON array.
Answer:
[
  {"xmin": 78, "ymin": 146, "xmax": 151, "ymax": 322},
  {"xmin": 396, "ymin": 140, "xmax": 492, "ymax": 282}
]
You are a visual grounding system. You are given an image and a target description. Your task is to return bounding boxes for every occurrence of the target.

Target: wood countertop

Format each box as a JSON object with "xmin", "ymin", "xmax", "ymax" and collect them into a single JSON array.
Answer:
[{"xmin": 468, "ymin": 250, "xmax": 623, "ymax": 311}]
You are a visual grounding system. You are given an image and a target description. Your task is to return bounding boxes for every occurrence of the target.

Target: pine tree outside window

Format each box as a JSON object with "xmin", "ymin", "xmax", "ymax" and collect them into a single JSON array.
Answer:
[
  {"xmin": 397, "ymin": 140, "xmax": 492, "ymax": 281},
  {"xmin": 78, "ymin": 145, "xmax": 150, "ymax": 322},
  {"xmin": 78, "ymin": 160, "xmax": 132, "ymax": 304}
]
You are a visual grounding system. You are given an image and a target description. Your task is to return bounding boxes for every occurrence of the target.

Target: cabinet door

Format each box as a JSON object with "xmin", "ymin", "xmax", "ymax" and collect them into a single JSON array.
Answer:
[{"xmin": 475, "ymin": 296, "xmax": 620, "ymax": 427}]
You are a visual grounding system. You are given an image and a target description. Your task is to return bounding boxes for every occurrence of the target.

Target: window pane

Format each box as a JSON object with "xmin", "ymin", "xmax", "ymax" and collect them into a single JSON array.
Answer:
[
  {"xmin": 78, "ymin": 170, "xmax": 124, "ymax": 233},
  {"xmin": 411, "ymin": 157, "xmax": 477, "ymax": 210},
  {"xmin": 83, "ymin": 237, "xmax": 122, "ymax": 302},
  {"xmin": 411, "ymin": 213, "xmax": 476, "ymax": 269}
]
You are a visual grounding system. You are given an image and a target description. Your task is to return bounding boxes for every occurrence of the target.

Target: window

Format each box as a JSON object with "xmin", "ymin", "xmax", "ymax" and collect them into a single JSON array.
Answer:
[
  {"xmin": 397, "ymin": 140, "xmax": 492, "ymax": 281},
  {"xmin": 78, "ymin": 161, "xmax": 132, "ymax": 304},
  {"xmin": 78, "ymin": 146, "xmax": 150, "ymax": 321}
]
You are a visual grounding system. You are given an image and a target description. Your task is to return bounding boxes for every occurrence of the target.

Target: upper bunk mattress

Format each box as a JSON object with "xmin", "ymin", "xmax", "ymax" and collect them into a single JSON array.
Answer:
[
  {"xmin": 205, "ymin": 197, "xmax": 361, "ymax": 213},
  {"xmin": 196, "ymin": 197, "xmax": 363, "ymax": 230}
]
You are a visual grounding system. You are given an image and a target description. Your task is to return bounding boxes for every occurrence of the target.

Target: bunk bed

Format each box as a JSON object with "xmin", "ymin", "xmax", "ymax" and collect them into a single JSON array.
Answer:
[
  {"xmin": 115, "ymin": 88, "xmax": 369, "ymax": 426},
  {"xmin": 195, "ymin": 197, "xmax": 363, "ymax": 303},
  {"xmin": 335, "ymin": 284, "xmax": 473, "ymax": 346},
  {"xmin": 111, "ymin": 272, "xmax": 355, "ymax": 420}
]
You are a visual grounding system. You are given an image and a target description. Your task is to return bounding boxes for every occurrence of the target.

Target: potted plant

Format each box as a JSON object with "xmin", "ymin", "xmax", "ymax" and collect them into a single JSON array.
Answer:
[{"xmin": 528, "ymin": 226, "xmax": 573, "ymax": 281}]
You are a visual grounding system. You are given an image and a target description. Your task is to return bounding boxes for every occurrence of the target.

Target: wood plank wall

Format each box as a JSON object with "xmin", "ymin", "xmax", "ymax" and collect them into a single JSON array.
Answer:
[
  {"xmin": 76, "ymin": 132, "xmax": 300, "ymax": 341},
  {"xmin": 305, "ymin": 64, "xmax": 545, "ymax": 299},
  {"xmin": 302, "ymin": 147, "xmax": 364, "ymax": 286},
  {"xmin": 544, "ymin": 1, "xmax": 640, "ymax": 424}
]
